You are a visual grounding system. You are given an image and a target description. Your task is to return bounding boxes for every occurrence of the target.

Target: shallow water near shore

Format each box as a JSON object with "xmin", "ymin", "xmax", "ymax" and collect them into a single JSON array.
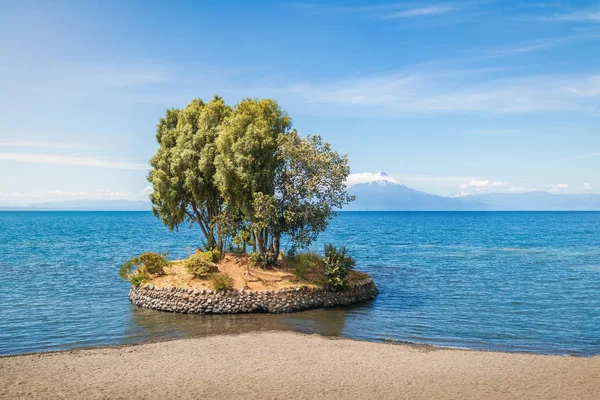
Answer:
[{"xmin": 1, "ymin": 211, "xmax": 600, "ymax": 356}]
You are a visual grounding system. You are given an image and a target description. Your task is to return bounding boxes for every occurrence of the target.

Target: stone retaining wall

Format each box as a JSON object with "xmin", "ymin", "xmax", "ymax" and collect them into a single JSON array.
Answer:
[{"xmin": 129, "ymin": 278, "xmax": 378, "ymax": 314}]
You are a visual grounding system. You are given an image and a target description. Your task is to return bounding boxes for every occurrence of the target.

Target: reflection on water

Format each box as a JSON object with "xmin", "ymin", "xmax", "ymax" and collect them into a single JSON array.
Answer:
[{"xmin": 123, "ymin": 302, "xmax": 364, "ymax": 346}]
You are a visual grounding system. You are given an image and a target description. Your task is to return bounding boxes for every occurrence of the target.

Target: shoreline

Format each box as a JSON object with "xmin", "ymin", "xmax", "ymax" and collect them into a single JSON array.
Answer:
[
  {"xmin": 2, "ymin": 331, "xmax": 599, "ymax": 399},
  {"xmin": 1, "ymin": 328, "xmax": 595, "ymax": 359}
]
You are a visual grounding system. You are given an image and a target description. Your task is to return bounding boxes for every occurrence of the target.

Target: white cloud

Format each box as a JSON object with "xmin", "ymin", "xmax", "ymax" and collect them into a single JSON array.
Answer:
[
  {"xmin": 584, "ymin": 183, "xmax": 593, "ymax": 190},
  {"xmin": 44, "ymin": 66, "xmax": 171, "ymax": 93},
  {"xmin": 545, "ymin": 9, "xmax": 600, "ymax": 22},
  {"xmin": 454, "ymin": 180, "xmax": 584, "ymax": 196},
  {"xmin": 462, "ymin": 179, "xmax": 508, "ymax": 188},
  {"xmin": 140, "ymin": 186, "xmax": 153, "ymax": 195},
  {"xmin": 0, "ymin": 188, "xmax": 131, "ymax": 200},
  {"xmin": 275, "ymin": 68, "xmax": 600, "ymax": 116},
  {"xmin": 383, "ymin": 6, "xmax": 455, "ymax": 19},
  {"xmin": 455, "ymin": 179, "xmax": 510, "ymax": 196},
  {"xmin": 0, "ymin": 152, "xmax": 148, "ymax": 170},
  {"xmin": 0, "ymin": 139, "xmax": 94, "ymax": 150},
  {"xmin": 463, "ymin": 129, "xmax": 528, "ymax": 135},
  {"xmin": 544, "ymin": 183, "xmax": 569, "ymax": 193}
]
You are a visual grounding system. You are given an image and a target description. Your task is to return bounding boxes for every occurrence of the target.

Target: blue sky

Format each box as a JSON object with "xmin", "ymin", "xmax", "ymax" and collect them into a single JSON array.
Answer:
[{"xmin": 1, "ymin": 0, "xmax": 599, "ymax": 205}]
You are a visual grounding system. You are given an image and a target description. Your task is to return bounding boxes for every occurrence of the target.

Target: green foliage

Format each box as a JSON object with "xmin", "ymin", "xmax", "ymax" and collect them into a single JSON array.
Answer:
[
  {"xmin": 275, "ymin": 131, "xmax": 355, "ymax": 251},
  {"xmin": 148, "ymin": 96, "xmax": 354, "ymax": 264},
  {"xmin": 248, "ymin": 252, "xmax": 265, "ymax": 268},
  {"xmin": 136, "ymin": 252, "xmax": 169, "ymax": 275},
  {"xmin": 118, "ymin": 259, "xmax": 135, "ymax": 280},
  {"xmin": 118, "ymin": 252, "xmax": 169, "ymax": 286},
  {"xmin": 130, "ymin": 272, "xmax": 149, "ymax": 287},
  {"xmin": 322, "ymin": 244, "xmax": 356, "ymax": 291},
  {"xmin": 210, "ymin": 273, "xmax": 234, "ymax": 292},
  {"xmin": 290, "ymin": 252, "xmax": 322, "ymax": 280},
  {"xmin": 148, "ymin": 96, "xmax": 231, "ymax": 251},
  {"xmin": 185, "ymin": 250, "xmax": 219, "ymax": 278},
  {"xmin": 214, "ymin": 98, "xmax": 291, "ymax": 260}
]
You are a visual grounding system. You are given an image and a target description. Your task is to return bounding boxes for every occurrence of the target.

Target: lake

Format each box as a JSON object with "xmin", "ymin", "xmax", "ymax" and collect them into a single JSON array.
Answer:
[{"xmin": 1, "ymin": 211, "xmax": 599, "ymax": 356}]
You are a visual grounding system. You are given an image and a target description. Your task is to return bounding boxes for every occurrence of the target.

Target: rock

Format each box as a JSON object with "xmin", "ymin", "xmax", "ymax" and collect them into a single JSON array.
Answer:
[{"xmin": 129, "ymin": 279, "xmax": 378, "ymax": 316}]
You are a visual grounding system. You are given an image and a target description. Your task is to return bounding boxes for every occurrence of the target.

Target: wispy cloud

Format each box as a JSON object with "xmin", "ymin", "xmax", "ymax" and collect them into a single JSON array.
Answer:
[
  {"xmin": 0, "ymin": 153, "xmax": 148, "ymax": 170},
  {"xmin": 0, "ymin": 139, "xmax": 95, "ymax": 150},
  {"xmin": 382, "ymin": 6, "xmax": 455, "ymax": 19},
  {"xmin": 291, "ymin": 2, "xmax": 408, "ymax": 13},
  {"xmin": 3, "ymin": 64, "xmax": 173, "ymax": 101},
  {"xmin": 463, "ymin": 129, "xmax": 530, "ymax": 135},
  {"xmin": 293, "ymin": 2, "xmax": 459, "ymax": 19},
  {"xmin": 544, "ymin": 8, "xmax": 600, "ymax": 22},
  {"xmin": 0, "ymin": 189, "xmax": 131, "ymax": 199},
  {"xmin": 274, "ymin": 68, "xmax": 600, "ymax": 115},
  {"xmin": 455, "ymin": 180, "xmax": 584, "ymax": 196}
]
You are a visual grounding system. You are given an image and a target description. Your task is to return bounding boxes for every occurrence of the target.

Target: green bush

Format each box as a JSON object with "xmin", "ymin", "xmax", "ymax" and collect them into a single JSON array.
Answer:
[
  {"xmin": 210, "ymin": 273, "xmax": 234, "ymax": 292},
  {"xmin": 322, "ymin": 244, "xmax": 355, "ymax": 291},
  {"xmin": 129, "ymin": 271, "xmax": 149, "ymax": 287},
  {"xmin": 118, "ymin": 252, "xmax": 169, "ymax": 286},
  {"xmin": 290, "ymin": 252, "xmax": 322, "ymax": 280},
  {"xmin": 185, "ymin": 250, "xmax": 219, "ymax": 278},
  {"xmin": 248, "ymin": 252, "xmax": 265, "ymax": 268},
  {"xmin": 206, "ymin": 247, "xmax": 221, "ymax": 262}
]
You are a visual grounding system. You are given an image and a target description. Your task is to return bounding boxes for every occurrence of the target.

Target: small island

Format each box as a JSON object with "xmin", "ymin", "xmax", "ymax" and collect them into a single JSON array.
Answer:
[{"xmin": 121, "ymin": 96, "xmax": 378, "ymax": 313}]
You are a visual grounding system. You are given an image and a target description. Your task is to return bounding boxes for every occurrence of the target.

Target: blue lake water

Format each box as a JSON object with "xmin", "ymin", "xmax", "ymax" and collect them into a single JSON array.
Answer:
[{"xmin": 1, "ymin": 211, "xmax": 599, "ymax": 356}]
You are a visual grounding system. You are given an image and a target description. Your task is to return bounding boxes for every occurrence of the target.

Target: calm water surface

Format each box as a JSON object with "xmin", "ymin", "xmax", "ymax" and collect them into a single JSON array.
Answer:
[{"xmin": 1, "ymin": 211, "xmax": 599, "ymax": 356}]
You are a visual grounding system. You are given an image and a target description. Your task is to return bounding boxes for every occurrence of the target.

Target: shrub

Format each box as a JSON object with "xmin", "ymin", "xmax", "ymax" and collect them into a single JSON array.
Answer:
[
  {"xmin": 290, "ymin": 252, "xmax": 322, "ymax": 280},
  {"xmin": 129, "ymin": 271, "xmax": 149, "ymax": 287},
  {"xmin": 210, "ymin": 273, "xmax": 234, "ymax": 292},
  {"xmin": 118, "ymin": 259, "xmax": 135, "ymax": 280},
  {"xmin": 118, "ymin": 252, "xmax": 169, "ymax": 286},
  {"xmin": 248, "ymin": 252, "xmax": 265, "ymax": 268},
  {"xmin": 322, "ymin": 244, "xmax": 355, "ymax": 291},
  {"xmin": 206, "ymin": 247, "xmax": 221, "ymax": 262},
  {"xmin": 185, "ymin": 250, "xmax": 219, "ymax": 278}
]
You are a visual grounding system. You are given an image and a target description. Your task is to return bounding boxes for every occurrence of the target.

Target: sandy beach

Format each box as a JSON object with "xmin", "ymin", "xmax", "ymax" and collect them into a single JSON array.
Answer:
[{"xmin": 1, "ymin": 332, "xmax": 599, "ymax": 399}]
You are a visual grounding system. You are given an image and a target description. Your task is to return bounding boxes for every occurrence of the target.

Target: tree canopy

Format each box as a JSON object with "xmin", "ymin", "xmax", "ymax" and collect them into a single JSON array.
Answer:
[{"xmin": 148, "ymin": 96, "xmax": 354, "ymax": 265}]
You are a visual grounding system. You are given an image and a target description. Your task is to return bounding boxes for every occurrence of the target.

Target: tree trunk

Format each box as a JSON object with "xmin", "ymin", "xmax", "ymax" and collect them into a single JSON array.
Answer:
[
  {"xmin": 255, "ymin": 230, "xmax": 267, "ymax": 255},
  {"xmin": 267, "ymin": 233, "xmax": 281, "ymax": 265}
]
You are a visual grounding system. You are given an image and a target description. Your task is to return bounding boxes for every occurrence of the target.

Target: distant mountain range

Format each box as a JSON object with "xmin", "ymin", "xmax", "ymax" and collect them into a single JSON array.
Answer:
[
  {"xmin": 344, "ymin": 172, "xmax": 600, "ymax": 211},
  {"xmin": 2, "ymin": 173, "xmax": 600, "ymax": 211}
]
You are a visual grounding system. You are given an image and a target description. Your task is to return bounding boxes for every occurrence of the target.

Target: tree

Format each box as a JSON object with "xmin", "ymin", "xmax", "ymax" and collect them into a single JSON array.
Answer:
[
  {"xmin": 270, "ymin": 130, "xmax": 355, "ymax": 262},
  {"xmin": 148, "ymin": 96, "xmax": 354, "ymax": 265},
  {"xmin": 214, "ymin": 98, "xmax": 292, "ymax": 257},
  {"xmin": 148, "ymin": 96, "xmax": 231, "ymax": 251}
]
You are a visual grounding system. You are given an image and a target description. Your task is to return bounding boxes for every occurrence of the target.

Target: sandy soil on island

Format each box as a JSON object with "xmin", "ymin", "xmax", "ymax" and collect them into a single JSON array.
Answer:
[{"xmin": 1, "ymin": 332, "xmax": 599, "ymax": 400}]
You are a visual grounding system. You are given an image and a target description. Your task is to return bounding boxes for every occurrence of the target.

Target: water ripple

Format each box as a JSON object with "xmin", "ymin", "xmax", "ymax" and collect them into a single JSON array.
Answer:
[{"xmin": 1, "ymin": 211, "xmax": 600, "ymax": 356}]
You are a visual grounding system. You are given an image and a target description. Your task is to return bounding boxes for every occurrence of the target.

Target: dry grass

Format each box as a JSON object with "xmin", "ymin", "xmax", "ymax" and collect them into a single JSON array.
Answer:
[{"xmin": 149, "ymin": 253, "xmax": 370, "ymax": 291}]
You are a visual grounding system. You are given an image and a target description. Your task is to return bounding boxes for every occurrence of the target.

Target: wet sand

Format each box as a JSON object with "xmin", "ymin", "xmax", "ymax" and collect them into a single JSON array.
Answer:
[{"xmin": 1, "ymin": 331, "xmax": 599, "ymax": 399}]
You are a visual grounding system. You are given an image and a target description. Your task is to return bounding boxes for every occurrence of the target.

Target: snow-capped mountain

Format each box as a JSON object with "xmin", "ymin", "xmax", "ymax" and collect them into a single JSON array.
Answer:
[
  {"xmin": 344, "ymin": 171, "xmax": 600, "ymax": 211},
  {"xmin": 345, "ymin": 171, "xmax": 483, "ymax": 211},
  {"xmin": 346, "ymin": 171, "xmax": 405, "ymax": 187}
]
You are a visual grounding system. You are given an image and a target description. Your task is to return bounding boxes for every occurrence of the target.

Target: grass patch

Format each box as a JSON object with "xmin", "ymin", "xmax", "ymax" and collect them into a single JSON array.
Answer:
[
  {"xmin": 210, "ymin": 273, "xmax": 234, "ymax": 292},
  {"xmin": 185, "ymin": 250, "xmax": 219, "ymax": 278},
  {"xmin": 288, "ymin": 252, "xmax": 322, "ymax": 280}
]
